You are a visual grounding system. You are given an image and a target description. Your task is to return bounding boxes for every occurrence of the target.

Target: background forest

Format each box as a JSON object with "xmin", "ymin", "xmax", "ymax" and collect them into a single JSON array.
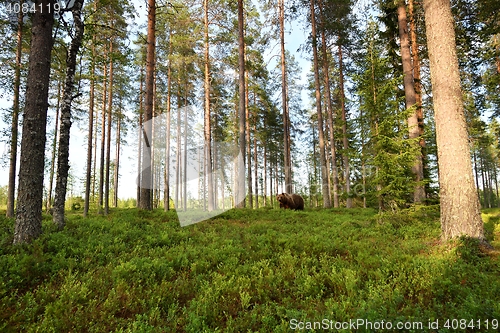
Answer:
[
  {"xmin": 1, "ymin": 0, "xmax": 500, "ymax": 331},
  {"xmin": 0, "ymin": 0, "xmax": 499, "ymax": 217}
]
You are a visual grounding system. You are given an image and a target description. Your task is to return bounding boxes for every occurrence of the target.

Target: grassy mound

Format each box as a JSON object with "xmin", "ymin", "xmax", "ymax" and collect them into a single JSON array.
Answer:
[{"xmin": 1, "ymin": 206, "xmax": 499, "ymax": 332}]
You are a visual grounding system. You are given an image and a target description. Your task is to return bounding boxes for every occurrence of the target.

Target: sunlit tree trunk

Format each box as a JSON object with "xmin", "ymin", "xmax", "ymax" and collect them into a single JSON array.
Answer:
[
  {"xmin": 137, "ymin": 66, "xmax": 144, "ymax": 207},
  {"xmin": 84, "ymin": 35, "xmax": 96, "ymax": 217},
  {"xmin": 139, "ymin": 0, "xmax": 155, "ymax": 210},
  {"xmin": 183, "ymin": 84, "xmax": 188, "ymax": 211},
  {"xmin": 278, "ymin": 0, "xmax": 292, "ymax": 194},
  {"xmin": 318, "ymin": 0, "xmax": 338, "ymax": 207},
  {"xmin": 253, "ymin": 95, "xmax": 259, "ymax": 208},
  {"xmin": 337, "ymin": 44, "xmax": 352, "ymax": 208},
  {"xmin": 98, "ymin": 61, "xmax": 107, "ymax": 213},
  {"xmin": 236, "ymin": 0, "xmax": 246, "ymax": 208},
  {"xmin": 408, "ymin": 0, "xmax": 424, "ymax": 141},
  {"xmin": 113, "ymin": 109, "xmax": 121, "ymax": 207},
  {"xmin": 175, "ymin": 86, "xmax": 181, "ymax": 210},
  {"xmin": 263, "ymin": 145, "xmax": 267, "ymax": 206},
  {"xmin": 246, "ymin": 69, "xmax": 252, "ymax": 208},
  {"xmin": 164, "ymin": 35, "xmax": 172, "ymax": 211},
  {"xmin": 397, "ymin": 0, "xmax": 425, "ymax": 203},
  {"xmin": 104, "ymin": 41, "xmax": 113, "ymax": 215},
  {"xmin": 92, "ymin": 105, "xmax": 98, "ymax": 201},
  {"xmin": 310, "ymin": 0, "xmax": 331, "ymax": 208},
  {"xmin": 203, "ymin": 0, "xmax": 214, "ymax": 211},
  {"xmin": 423, "ymin": 0, "xmax": 484, "ymax": 240}
]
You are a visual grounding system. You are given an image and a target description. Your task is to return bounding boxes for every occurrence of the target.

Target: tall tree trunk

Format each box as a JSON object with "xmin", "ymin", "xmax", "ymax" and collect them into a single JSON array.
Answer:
[
  {"xmin": 98, "ymin": 62, "xmax": 107, "ymax": 212},
  {"xmin": 312, "ymin": 120, "xmax": 318, "ymax": 208},
  {"xmin": 183, "ymin": 84, "xmax": 188, "ymax": 211},
  {"xmin": 84, "ymin": 37, "xmax": 96, "ymax": 217},
  {"xmin": 269, "ymin": 158, "xmax": 273, "ymax": 206},
  {"xmin": 175, "ymin": 87, "xmax": 181, "ymax": 210},
  {"xmin": 423, "ymin": 0, "xmax": 484, "ymax": 240},
  {"xmin": 113, "ymin": 110, "xmax": 121, "ymax": 207},
  {"xmin": 263, "ymin": 144, "xmax": 267, "ymax": 206},
  {"xmin": 104, "ymin": 41, "xmax": 113, "ymax": 215},
  {"xmin": 213, "ymin": 137, "xmax": 218, "ymax": 209},
  {"xmin": 279, "ymin": 0, "xmax": 292, "ymax": 194},
  {"xmin": 318, "ymin": 0, "xmax": 339, "ymax": 207},
  {"xmin": 151, "ymin": 74, "xmax": 157, "ymax": 208},
  {"xmin": 369, "ymin": 42, "xmax": 384, "ymax": 211},
  {"xmin": 92, "ymin": 104, "xmax": 98, "ymax": 200},
  {"xmin": 52, "ymin": 0, "xmax": 85, "ymax": 230},
  {"xmin": 203, "ymin": 0, "xmax": 214, "ymax": 211},
  {"xmin": 14, "ymin": 0, "xmax": 56, "ymax": 244},
  {"xmin": 6, "ymin": 4, "xmax": 23, "ymax": 218},
  {"xmin": 408, "ymin": 0, "xmax": 425, "ymax": 143},
  {"xmin": 137, "ymin": 66, "xmax": 144, "ymax": 207},
  {"xmin": 139, "ymin": 0, "xmax": 155, "ymax": 210},
  {"xmin": 246, "ymin": 71, "xmax": 252, "ymax": 208},
  {"xmin": 253, "ymin": 95, "xmax": 259, "ymax": 209},
  {"xmin": 46, "ymin": 83, "xmax": 61, "ymax": 213},
  {"xmin": 397, "ymin": 1, "xmax": 425, "ymax": 203},
  {"xmin": 310, "ymin": 0, "xmax": 331, "ymax": 208},
  {"xmin": 236, "ymin": 0, "xmax": 246, "ymax": 208},
  {"xmin": 164, "ymin": 36, "xmax": 172, "ymax": 211},
  {"xmin": 337, "ymin": 44, "xmax": 352, "ymax": 208}
]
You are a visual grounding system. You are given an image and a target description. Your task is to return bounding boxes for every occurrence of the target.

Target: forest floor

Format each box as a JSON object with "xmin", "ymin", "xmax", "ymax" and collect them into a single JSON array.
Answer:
[{"xmin": 1, "ymin": 206, "xmax": 499, "ymax": 332}]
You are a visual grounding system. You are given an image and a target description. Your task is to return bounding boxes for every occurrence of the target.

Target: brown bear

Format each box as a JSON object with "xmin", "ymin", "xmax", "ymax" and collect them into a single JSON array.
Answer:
[{"xmin": 276, "ymin": 193, "xmax": 304, "ymax": 211}]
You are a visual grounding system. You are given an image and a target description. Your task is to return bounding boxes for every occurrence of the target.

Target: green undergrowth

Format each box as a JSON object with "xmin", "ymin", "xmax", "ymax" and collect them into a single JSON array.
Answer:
[{"xmin": 0, "ymin": 206, "xmax": 499, "ymax": 332}]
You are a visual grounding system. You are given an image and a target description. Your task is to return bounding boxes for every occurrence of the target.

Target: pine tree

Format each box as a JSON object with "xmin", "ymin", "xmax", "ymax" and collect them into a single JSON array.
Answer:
[
  {"xmin": 14, "ymin": 0, "xmax": 57, "ymax": 244},
  {"xmin": 423, "ymin": 0, "xmax": 484, "ymax": 240},
  {"xmin": 310, "ymin": 0, "xmax": 331, "ymax": 208},
  {"xmin": 6, "ymin": 1, "xmax": 23, "ymax": 218},
  {"xmin": 53, "ymin": 0, "xmax": 85, "ymax": 229},
  {"xmin": 139, "ymin": 0, "xmax": 156, "ymax": 210}
]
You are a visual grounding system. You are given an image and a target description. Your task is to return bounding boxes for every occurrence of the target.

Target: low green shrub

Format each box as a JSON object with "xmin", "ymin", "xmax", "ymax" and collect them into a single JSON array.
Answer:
[{"xmin": 0, "ymin": 207, "xmax": 498, "ymax": 332}]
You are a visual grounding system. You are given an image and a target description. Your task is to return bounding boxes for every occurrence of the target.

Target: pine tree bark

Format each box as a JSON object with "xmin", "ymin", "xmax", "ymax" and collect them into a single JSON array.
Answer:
[
  {"xmin": 310, "ymin": 0, "xmax": 331, "ymax": 208},
  {"xmin": 408, "ymin": 0, "xmax": 424, "ymax": 140},
  {"xmin": 263, "ymin": 144, "xmax": 267, "ymax": 206},
  {"xmin": 423, "ymin": 0, "xmax": 484, "ymax": 240},
  {"xmin": 183, "ymin": 85, "xmax": 188, "ymax": 211},
  {"xmin": 164, "ymin": 35, "xmax": 172, "ymax": 211},
  {"xmin": 6, "ymin": 4, "xmax": 23, "ymax": 218},
  {"xmin": 137, "ymin": 66, "xmax": 144, "ymax": 207},
  {"xmin": 246, "ymin": 65, "xmax": 252, "ymax": 208},
  {"xmin": 253, "ymin": 95, "xmax": 259, "ymax": 208},
  {"xmin": 397, "ymin": 0, "xmax": 425, "ymax": 203},
  {"xmin": 104, "ymin": 40, "xmax": 113, "ymax": 215},
  {"xmin": 53, "ymin": 0, "xmax": 85, "ymax": 230},
  {"xmin": 318, "ymin": 0, "xmax": 339, "ymax": 207},
  {"xmin": 98, "ymin": 62, "xmax": 107, "ymax": 212},
  {"xmin": 279, "ymin": 0, "xmax": 292, "ymax": 194},
  {"xmin": 203, "ymin": 0, "xmax": 214, "ymax": 211},
  {"xmin": 139, "ymin": 0, "xmax": 155, "ymax": 210},
  {"xmin": 113, "ymin": 110, "xmax": 121, "ymax": 207},
  {"xmin": 84, "ymin": 36, "xmax": 96, "ymax": 217},
  {"xmin": 14, "ymin": 0, "xmax": 56, "ymax": 244},
  {"xmin": 236, "ymin": 0, "xmax": 247, "ymax": 208},
  {"xmin": 175, "ymin": 87, "xmax": 181, "ymax": 209},
  {"xmin": 337, "ymin": 44, "xmax": 352, "ymax": 208}
]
